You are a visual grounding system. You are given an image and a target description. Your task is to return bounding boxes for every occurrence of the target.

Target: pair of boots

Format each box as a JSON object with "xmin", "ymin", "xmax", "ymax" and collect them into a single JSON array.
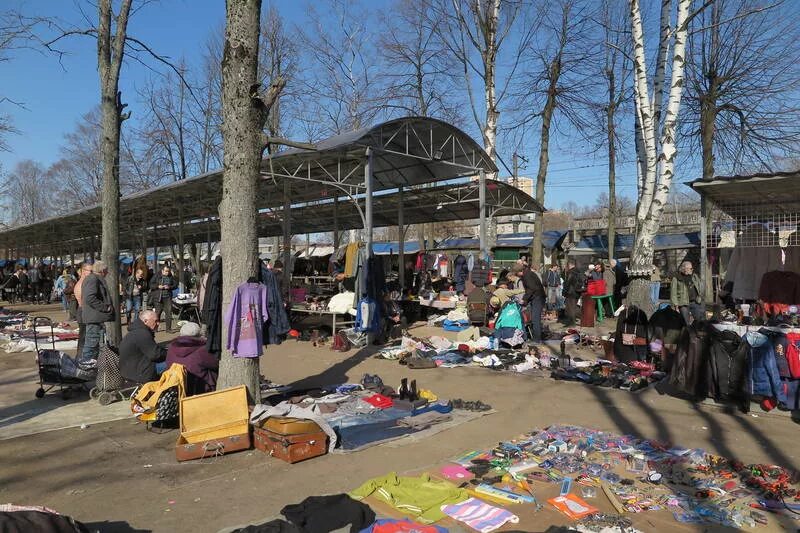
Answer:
[{"xmin": 398, "ymin": 378, "xmax": 418, "ymax": 401}]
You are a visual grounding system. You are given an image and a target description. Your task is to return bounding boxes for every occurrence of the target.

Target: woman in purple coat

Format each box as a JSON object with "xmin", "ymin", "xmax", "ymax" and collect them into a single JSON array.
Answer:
[{"xmin": 166, "ymin": 322, "xmax": 218, "ymax": 396}]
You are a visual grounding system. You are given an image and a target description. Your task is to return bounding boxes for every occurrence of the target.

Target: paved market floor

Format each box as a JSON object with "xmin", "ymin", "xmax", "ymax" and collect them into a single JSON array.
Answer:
[{"xmin": 1, "ymin": 303, "xmax": 799, "ymax": 532}]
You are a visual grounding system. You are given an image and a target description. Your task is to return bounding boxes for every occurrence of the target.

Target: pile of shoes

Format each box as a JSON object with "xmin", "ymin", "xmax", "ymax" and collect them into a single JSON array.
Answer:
[{"xmin": 449, "ymin": 398, "xmax": 492, "ymax": 412}]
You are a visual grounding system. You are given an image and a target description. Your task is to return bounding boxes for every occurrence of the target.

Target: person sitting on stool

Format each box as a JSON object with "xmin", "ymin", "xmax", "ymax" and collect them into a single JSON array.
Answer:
[{"xmin": 120, "ymin": 309, "xmax": 167, "ymax": 384}]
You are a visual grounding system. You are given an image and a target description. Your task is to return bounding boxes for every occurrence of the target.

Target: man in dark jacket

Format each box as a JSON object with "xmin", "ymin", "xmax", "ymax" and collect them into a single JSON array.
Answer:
[
  {"xmin": 120, "ymin": 310, "xmax": 167, "ymax": 384},
  {"xmin": 561, "ymin": 260, "xmax": 585, "ymax": 326},
  {"xmin": 149, "ymin": 265, "xmax": 177, "ymax": 332},
  {"xmin": 166, "ymin": 321, "xmax": 217, "ymax": 395},
  {"xmin": 80, "ymin": 261, "xmax": 115, "ymax": 363},
  {"xmin": 513, "ymin": 263, "xmax": 545, "ymax": 342}
]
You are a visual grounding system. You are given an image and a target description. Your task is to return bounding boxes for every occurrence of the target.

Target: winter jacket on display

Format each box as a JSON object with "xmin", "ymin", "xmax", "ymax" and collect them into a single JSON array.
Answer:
[
  {"xmin": 759, "ymin": 270, "xmax": 800, "ymax": 305},
  {"xmin": 119, "ymin": 318, "xmax": 166, "ymax": 383},
  {"xmin": 166, "ymin": 336, "xmax": 218, "ymax": 395},
  {"xmin": 225, "ymin": 282, "xmax": 269, "ymax": 358},
  {"xmin": 81, "ymin": 273, "xmax": 115, "ymax": 324},
  {"xmin": 745, "ymin": 331, "xmax": 787, "ymax": 405},
  {"xmin": 365, "ymin": 255, "xmax": 386, "ymax": 302},
  {"xmin": 706, "ymin": 326, "xmax": 750, "ymax": 411},
  {"xmin": 453, "ymin": 255, "xmax": 468, "ymax": 293},
  {"xmin": 470, "ymin": 260, "xmax": 491, "ymax": 287},
  {"xmin": 494, "ymin": 302, "xmax": 524, "ymax": 331},
  {"xmin": 259, "ymin": 264, "xmax": 290, "ymax": 345},
  {"xmin": 670, "ymin": 273, "xmax": 703, "ymax": 306},
  {"xmin": 203, "ymin": 257, "xmax": 223, "ymax": 354},
  {"xmin": 648, "ymin": 306, "xmax": 685, "ymax": 346},
  {"xmin": 355, "ymin": 297, "xmax": 381, "ymax": 333},
  {"xmin": 613, "ymin": 306, "xmax": 649, "ymax": 362},
  {"xmin": 668, "ymin": 321, "xmax": 710, "ymax": 399}
]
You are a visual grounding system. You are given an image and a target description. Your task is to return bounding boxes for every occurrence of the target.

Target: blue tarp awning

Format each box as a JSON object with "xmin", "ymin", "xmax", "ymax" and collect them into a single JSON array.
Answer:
[
  {"xmin": 569, "ymin": 231, "xmax": 700, "ymax": 255},
  {"xmin": 372, "ymin": 242, "xmax": 422, "ymax": 255},
  {"xmin": 433, "ymin": 230, "xmax": 568, "ymax": 251}
]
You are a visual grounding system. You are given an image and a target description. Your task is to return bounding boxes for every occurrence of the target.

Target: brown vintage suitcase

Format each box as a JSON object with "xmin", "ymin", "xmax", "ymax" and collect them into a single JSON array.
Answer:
[
  {"xmin": 253, "ymin": 426, "xmax": 327, "ymax": 463},
  {"xmin": 580, "ymin": 294, "xmax": 596, "ymax": 327},
  {"xmin": 261, "ymin": 416, "xmax": 322, "ymax": 435},
  {"xmin": 175, "ymin": 385, "xmax": 252, "ymax": 461}
]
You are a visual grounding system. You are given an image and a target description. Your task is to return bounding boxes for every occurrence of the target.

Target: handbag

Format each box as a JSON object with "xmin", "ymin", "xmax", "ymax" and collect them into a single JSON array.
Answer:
[{"xmin": 621, "ymin": 322, "xmax": 647, "ymax": 346}]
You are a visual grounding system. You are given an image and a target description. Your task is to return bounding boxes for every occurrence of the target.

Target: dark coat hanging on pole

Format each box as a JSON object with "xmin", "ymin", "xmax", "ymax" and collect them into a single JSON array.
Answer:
[
  {"xmin": 203, "ymin": 256, "xmax": 223, "ymax": 354},
  {"xmin": 260, "ymin": 263, "xmax": 290, "ymax": 345}
]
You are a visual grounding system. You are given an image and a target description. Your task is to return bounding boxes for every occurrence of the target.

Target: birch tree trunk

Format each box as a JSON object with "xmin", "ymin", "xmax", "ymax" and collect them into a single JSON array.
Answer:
[
  {"xmin": 627, "ymin": 0, "xmax": 691, "ymax": 315},
  {"xmin": 607, "ymin": 67, "xmax": 617, "ymax": 261},
  {"xmin": 97, "ymin": 0, "xmax": 132, "ymax": 346},
  {"xmin": 216, "ymin": 0, "xmax": 283, "ymax": 403}
]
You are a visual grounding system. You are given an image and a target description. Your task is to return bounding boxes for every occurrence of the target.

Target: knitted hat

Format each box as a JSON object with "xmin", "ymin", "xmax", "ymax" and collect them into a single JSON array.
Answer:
[{"xmin": 179, "ymin": 322, "xmax": 201, "ymax": 337}]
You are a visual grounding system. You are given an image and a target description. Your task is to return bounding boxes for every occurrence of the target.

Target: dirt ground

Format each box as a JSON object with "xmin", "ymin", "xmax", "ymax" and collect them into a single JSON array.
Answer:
[{"xmin": 1, "ymin": 302, "xmax": 799, "ymax": 532}]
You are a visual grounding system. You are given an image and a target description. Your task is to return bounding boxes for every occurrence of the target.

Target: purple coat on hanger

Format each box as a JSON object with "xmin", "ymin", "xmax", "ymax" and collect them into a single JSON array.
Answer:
[{"xmin": 224, "ymin": 282, "xmax": 269, "ymax": 358}]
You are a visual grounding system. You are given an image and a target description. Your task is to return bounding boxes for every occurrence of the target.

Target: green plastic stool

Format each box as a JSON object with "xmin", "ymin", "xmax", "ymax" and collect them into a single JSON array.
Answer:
[{"xmin": 592, "ymin": 295, "xmax": 615, "ymax": 321}]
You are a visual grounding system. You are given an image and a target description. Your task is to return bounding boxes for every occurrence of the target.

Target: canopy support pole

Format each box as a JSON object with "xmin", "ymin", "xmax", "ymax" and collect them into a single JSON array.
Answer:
[
  {"xmin": 282, "ymin": 179, "xmax": 291, "ymax": 297},
  {"xmin": 398, "ymin": 184, "xmax": 405, "ymax": 291},
  {"xmin": 365, "ymin": 147, "xmax": 373, "ymax": 255},
  {"xmin": 700, "ymin": 195, "xmax": 712, "ymax": 304},
  {"xmin": 333, "ymin": 197, "xmax": 340, "ymax": 250},
  {"xmin": 479, "ymin": 169, "xmax": 487, "ymax": 259}
]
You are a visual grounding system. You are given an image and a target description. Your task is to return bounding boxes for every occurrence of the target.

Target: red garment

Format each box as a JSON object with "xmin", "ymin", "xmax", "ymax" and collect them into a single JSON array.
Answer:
[
  {"xmin": 371, "ymin": 520, "xmax": 445, "ymax": 533},
  {"xmin": 786, "ymin": 333, "xmax": 800, "ymax": 379},
  {"xmin": 363, "ymin": 393, "xmax": 393, "ymax": 409}
]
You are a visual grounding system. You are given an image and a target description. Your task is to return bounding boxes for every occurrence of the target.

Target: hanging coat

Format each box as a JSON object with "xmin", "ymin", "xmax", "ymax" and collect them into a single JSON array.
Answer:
[
  {"xmin": 203, "ymin": 256, "xmax": 223, "ymax": 355},
  {"xmin": 453, "ymin": 255, "xmax": 468, "ymax": 293},
  {"xmin": 668, "ymin": 321, "xmax": 710, "ymax": 399},
  {"xmin": 707, "ymin": 326, "xmax": 750, "ymax": 411},
  {"xmin": 745, "ymin": 331, "xmax": 787, "ymax": 405},
  {"xmin": 224, "ymin": 282, "xmax": 269, "ymax": 358},
  {"xmin": 260, "ymin": 264, "xmax": 290, "ymax": 345}
]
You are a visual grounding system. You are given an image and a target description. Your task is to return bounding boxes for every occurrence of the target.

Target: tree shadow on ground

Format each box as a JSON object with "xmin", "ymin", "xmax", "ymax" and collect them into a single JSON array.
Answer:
[
  {"xmin": 285, "ymin": 343, "xmax": 382, "ymax": 391},
  {"xmin": 0, "ymin": 390, "xmax": 92, "ymax": 431},
  {"xmin": 581, "ymin": 381, "xmax": 798, "ymax": 530}
]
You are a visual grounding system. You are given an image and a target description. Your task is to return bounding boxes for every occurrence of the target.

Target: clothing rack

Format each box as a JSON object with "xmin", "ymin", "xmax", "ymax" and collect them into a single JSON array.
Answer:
[{"xmin": 712, "ymin": 323, "xmax": 800, "ymax": 335}]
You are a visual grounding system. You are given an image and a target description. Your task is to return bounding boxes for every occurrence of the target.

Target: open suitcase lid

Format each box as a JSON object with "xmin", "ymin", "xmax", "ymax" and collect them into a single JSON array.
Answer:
[{"xmin": 179, "ymin": 385, "xmax": 249, "ymax": 443}]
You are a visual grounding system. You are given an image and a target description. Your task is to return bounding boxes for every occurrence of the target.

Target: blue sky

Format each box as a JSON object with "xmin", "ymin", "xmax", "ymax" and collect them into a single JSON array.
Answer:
[{"xmin": 0, "ymin": 0, "xmax": 698, "ymax": 209}]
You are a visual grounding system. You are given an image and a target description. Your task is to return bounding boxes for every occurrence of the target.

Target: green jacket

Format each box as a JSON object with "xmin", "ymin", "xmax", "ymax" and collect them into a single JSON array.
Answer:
[
  {"xmin": 350, "ymin": 472, "xmax": 469, "ymax": 523},
  {"xmin": 670, "ymin": 273, "xmax": 702, "ymax": 306}
]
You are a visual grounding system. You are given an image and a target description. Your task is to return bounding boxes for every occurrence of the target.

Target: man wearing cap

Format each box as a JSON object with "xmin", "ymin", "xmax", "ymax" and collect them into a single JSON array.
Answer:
[
  {"xmin": 512, "ymin": 262, "xmax": 545, "ymax": 342},
  {"xmin": 166, "ymin": 322, "xmax": 218, "ymax": 395}
]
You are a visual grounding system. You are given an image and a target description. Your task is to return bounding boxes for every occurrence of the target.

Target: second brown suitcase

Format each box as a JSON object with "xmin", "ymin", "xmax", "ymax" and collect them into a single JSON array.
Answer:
[
  {"xmin": 260, "ymin": 416, "xmax": 322, "ymax": 435},
  {"xmin": 253, "ymin": 426, "xmax": 327, "ymax": 463}
]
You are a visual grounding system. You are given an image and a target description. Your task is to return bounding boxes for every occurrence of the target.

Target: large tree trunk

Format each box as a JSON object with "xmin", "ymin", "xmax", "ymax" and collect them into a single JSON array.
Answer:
[
  {"xmin": 216, "ymin": 0, "xmax": 265, "ymax": 403},
  {"xmin": 607, "ymin": 68, "xmax": 616, "ymax": 261},
  {"xmin": 97, "ymin": 0, "xmax": 131, "ymax": 346},
  {"xmin": 531, "ymin": 59, "xmax": 560, "ymax": 269},
  {"xmin": 627, "ymin": 0, "xmax": 691, "ymax": 314}
]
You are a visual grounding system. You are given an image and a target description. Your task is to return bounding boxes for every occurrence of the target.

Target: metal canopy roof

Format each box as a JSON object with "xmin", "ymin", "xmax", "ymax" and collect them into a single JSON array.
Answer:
[
  {"xmin": 65, "ymin": 179, "xmax": 540, "ymax": 250},
  {"xmin": 0, "ymin": 116, "xmax": 502, "ymax": 256},
  {"xmin": 688, "ymin": 170, "xmax": 800, "ymax": 217}
]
